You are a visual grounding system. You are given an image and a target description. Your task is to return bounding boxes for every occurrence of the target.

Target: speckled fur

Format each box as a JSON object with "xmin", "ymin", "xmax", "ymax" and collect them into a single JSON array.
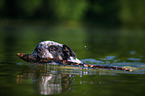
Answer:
[{"xmin": 32, "ymin": 41, "xmax": 82, "ymax": 63}]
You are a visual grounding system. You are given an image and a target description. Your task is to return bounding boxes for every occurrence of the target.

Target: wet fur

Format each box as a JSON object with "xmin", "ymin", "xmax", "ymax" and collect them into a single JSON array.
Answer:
[{"xmin": 33, "ymin": 41, "xmax": 82, "ymax": 63}]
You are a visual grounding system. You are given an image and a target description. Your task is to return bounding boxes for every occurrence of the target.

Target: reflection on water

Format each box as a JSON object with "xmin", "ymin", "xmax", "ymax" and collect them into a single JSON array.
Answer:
[
  {"xmin": 39, "ymin": 74, "xmax": 62, "ymax": 95},
  {"xmin": 16, "ymin": 62, "xmax": 113, "ymax": 95},
  {"xmin": 16, "ymin": 64, "xmax": 76, "ymax": 95}
]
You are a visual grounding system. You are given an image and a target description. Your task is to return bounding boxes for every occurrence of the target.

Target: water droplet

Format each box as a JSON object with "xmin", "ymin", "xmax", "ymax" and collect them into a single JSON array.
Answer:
[{"xmin": 84, "ymin": 46, "xmax": 87, "ymax": 50}]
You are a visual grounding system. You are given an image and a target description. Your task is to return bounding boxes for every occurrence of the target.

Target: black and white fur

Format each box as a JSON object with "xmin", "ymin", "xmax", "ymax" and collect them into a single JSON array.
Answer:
[{"xmin": 33, "ymin": 41, "xmax": 82, "ymax": 63}]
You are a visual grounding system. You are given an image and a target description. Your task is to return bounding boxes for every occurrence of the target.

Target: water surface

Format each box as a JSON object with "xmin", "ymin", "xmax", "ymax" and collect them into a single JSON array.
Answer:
[{"xmin": 0, "ymin": 25, "xmax": 145, "ymax": 96}]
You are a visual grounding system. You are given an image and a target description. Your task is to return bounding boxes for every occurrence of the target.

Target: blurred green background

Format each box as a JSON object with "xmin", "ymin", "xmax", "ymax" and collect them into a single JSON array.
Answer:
[
  {"xmin": 0, "ymin": 0, "xmax": 145, "ymax": 60},
  {"xmin": 0, "ymin": 0, "xmax": 145, "ymax": 27}
]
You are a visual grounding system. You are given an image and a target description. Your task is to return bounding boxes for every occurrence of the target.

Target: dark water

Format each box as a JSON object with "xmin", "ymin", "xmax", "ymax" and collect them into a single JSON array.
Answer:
[{"xmin": 0, "ymin": 25, "xmax": 145, "ymax": 96}]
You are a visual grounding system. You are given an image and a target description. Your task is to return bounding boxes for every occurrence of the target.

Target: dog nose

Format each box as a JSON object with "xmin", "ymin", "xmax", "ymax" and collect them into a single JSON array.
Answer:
[
  {"xmin": 17, "ymin": 53, "xmax": 21, "ymax": 56},
  {"xmin": 17, "ymin": 53, "xmax": 25, "ymax": 57}
]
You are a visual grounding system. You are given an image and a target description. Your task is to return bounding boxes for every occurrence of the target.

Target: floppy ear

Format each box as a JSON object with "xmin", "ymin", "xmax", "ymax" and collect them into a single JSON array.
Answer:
[{"xmin": 63, "ymin": 44, "xmax": 76, "ymax": 60}]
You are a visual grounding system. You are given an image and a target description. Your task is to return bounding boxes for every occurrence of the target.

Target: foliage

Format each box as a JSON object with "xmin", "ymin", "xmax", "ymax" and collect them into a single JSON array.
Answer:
[
  {"xmin": 17, "ymin": 0, "xmax": 42, "ymax": 16},
  {"xmin": 119, "ymin": 0, "xmax": 145, "ymax": 25},
  {"xmin": 49, "ymin": 0, "xmax": 88, "ymax": 21},
  {"xmin": 0, "ymin": 0, "xmax": 4, "ymax": 10},
  {"xmin": 0, "ymin": 0, "xmax": 145, "ymax": 26}
]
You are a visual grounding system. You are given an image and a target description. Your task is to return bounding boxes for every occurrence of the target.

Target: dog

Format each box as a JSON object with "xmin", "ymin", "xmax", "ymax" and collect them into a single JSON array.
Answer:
[{"xmin": 32, "ymin": 40, "xmax": 82, "ymax": 63}]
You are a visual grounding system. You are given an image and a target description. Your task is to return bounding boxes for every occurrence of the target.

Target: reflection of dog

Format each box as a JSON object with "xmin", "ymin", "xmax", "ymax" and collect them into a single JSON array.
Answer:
[{"xmin": 33, "ymin": 41, "xmax": 82, "ymax": 63}]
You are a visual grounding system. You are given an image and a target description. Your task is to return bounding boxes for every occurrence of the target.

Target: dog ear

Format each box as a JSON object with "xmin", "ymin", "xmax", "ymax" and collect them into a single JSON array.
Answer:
[{"xmin": 63, "ymin": 44, "xmax": 76, "ymax": 60}]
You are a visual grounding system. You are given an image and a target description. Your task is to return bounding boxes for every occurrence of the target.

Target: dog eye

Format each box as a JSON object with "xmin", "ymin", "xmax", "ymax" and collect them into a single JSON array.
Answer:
[
  {"xmin": 37, "ymin": 48, "xmax": 42, "ymax": 52},
  {"xmin": 49, "ymin": 46, "xmax": 57, "ymax": 51},
  {"xmin": 50, "ymin": 47, "xmax": 54, "ymax": 51}
]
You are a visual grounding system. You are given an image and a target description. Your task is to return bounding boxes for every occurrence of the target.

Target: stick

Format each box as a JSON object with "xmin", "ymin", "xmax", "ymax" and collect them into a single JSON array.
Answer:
[{"xmin": 17, "ymin": 53, "xmax": 133, "ymax": 71}]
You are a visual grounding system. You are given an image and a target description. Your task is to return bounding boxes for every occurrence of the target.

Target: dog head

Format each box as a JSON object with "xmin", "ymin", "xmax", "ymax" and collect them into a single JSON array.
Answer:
[{"xmin": 33, "ymin": 41, "xmax": 82, "ymax": 63}]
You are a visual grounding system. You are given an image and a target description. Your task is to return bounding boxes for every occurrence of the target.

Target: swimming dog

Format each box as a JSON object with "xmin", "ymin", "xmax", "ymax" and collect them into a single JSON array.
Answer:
[{"xmin": 32, "ymin": 41, "xmax": 82, "ymax": 63}]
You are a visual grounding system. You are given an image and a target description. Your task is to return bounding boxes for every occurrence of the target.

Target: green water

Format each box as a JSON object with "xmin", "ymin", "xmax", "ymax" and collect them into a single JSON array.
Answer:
[{"xmin": 0, "ymin": 25, "xmax": 145, "ymax": 96}]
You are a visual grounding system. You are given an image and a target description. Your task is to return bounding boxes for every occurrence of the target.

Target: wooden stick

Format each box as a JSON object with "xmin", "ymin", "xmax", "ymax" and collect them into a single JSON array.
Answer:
[{"xmin": 17, "ymin": 53, "xmax": 133, "ymax": 71}]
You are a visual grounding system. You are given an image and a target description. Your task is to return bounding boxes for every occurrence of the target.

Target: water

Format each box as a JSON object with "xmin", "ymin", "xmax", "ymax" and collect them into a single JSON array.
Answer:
[{"xmin": 0, "ymin": 25, "xmax": 145, "ymax": 96}]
